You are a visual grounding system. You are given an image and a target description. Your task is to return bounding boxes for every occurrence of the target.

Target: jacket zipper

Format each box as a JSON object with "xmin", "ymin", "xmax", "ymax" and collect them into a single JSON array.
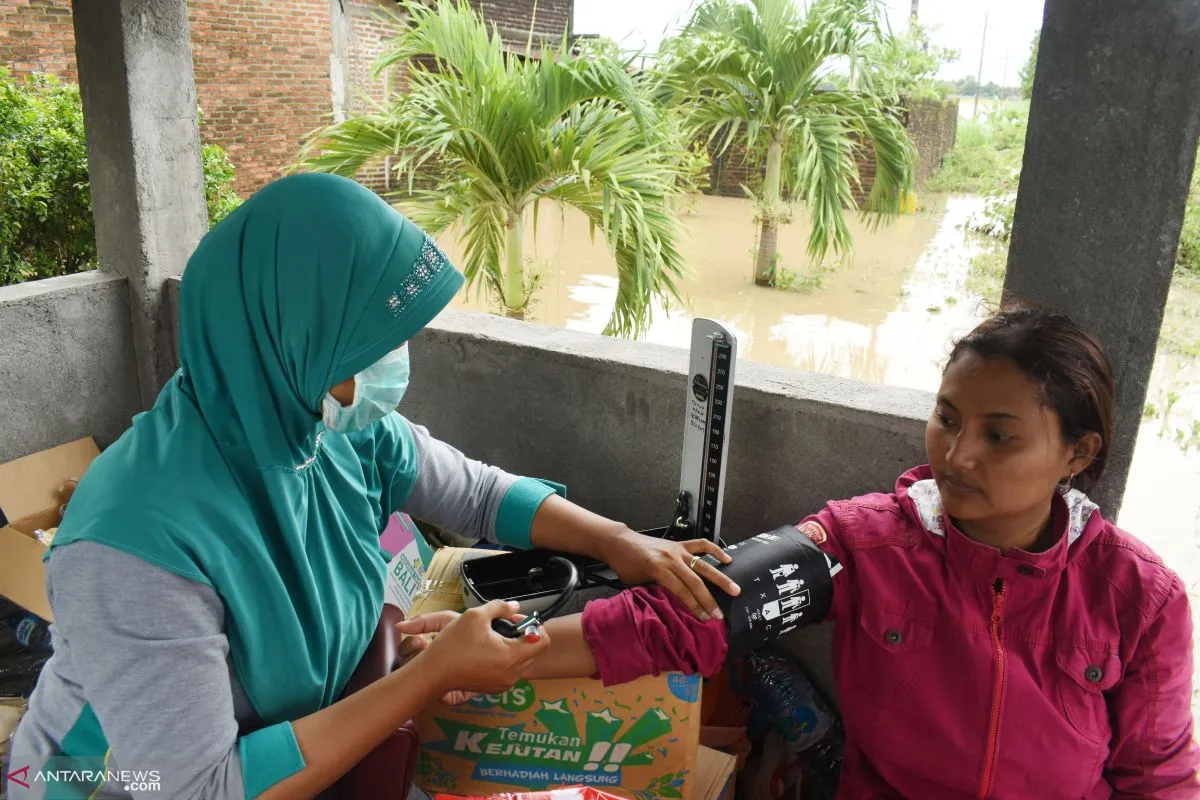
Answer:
[{"xmin": 978, "ymin": 578, "xmax": 1007, "ymax": 799}]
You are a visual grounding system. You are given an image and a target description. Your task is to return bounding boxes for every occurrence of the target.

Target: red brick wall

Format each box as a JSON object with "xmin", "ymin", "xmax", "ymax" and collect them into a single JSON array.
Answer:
[
  {"xmin": 0, "ymin": 0, "xmax": 569, "ymax": 196},
  {"xmin": 0, "ymin": 0, "xmax": 331, "ymax": 196},
  {"xmin": 342, "ymin": 1, "xmax": 404, "ymax": 191},
  {"xmin": 338, "ymin": 0, "xmax": 575, "ymax": 191},
  {"xmin": 0, "ymin": 0, "xmax": 75, "ymax": 82},
  {"xmin": 708, "ymin": 136, "xmax": 762, "ymax": 200},
  {"xmin": 189, "ymin": 0, "xmax": 332, "ymax": 194},
  {"xmin": 473, "ymin": 0, "xmax": 571, "ymax": 43}
]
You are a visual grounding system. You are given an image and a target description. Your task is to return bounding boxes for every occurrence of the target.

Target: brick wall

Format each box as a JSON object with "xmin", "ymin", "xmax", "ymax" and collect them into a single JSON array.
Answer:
[
  {"xmin": 0, "ymin": 0, "xmax": 331, "ymax": 196},
  {"xmin": 901, "ymin": 95, "xmax": 959, "ymax": 187},
  {"xmin": 0, "ymin": 0, "xmax": 75, "ymax": 82},
  {"xmin": 705, "ymin": 95, "xmax": 960, "ymax": 205},
  {"xmin": 345, "ymin": 2, "xmax": 401, "ymax": 117},
  {"xmin": 0, "ymin": 0, "xmax": 569, "ymax": 196},
  {"xmin": 707, "ymin": 136, "xmax": 762, "ymax": 200},
  {"xmin": 189, "ymin": 0, "xmax": 332, "ymax": 195},
  {"xmin": 473, "ymin": 0, "xmax": 571, "ymax": 44},
  {"xmin": 334, "ymin": 0, "xmax": 575, "ymax": 192},
  {"xmin": 852, "ymin": 141, "xmax": 877, "ymax": 207},
  {"xmin": 341, "ymin": 1, "xmax": 405, "ymax": 191}
]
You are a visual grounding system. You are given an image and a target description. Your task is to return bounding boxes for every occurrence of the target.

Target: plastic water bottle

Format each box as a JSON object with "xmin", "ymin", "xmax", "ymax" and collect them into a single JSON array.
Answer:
[
  {"xmin": 5, "ymin": 613, "xmax": 52, "ymax": 653},
  {"xmin": 745, "ymin": 648, "xmax": 844, "ymax": 800}
]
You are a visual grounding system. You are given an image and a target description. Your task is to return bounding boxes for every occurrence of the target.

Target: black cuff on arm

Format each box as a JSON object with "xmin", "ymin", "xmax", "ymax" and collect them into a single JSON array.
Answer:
[{"xmin": 702, "ymin": 526, "xmax": 841, "ymax": 657}]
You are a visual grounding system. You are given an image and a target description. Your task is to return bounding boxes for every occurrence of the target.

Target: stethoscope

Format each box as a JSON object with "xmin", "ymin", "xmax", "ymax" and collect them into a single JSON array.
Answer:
[{"xmin": 489, "ymin": 556, "xmax": 580, "ymax": 639}]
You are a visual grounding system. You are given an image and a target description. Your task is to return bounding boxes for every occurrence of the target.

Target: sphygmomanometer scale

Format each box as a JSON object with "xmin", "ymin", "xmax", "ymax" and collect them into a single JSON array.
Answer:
[{"xmin": 674, "ymin": 318, "xmax": 737, "ymax": 545}]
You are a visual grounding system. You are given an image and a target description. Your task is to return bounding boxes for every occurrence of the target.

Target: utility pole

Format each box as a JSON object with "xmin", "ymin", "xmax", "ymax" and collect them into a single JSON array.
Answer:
[
  {"xmin": 910, "ymin": 0, "xmax": 919, "ymax": 20},
  {"xmin": 973, "ymin": 12, "xmax": 988, "ymax": 118}
]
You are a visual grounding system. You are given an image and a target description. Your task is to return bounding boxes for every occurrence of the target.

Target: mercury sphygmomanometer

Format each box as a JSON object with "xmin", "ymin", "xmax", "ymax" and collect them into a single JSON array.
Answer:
[{"xmin": 468, "ymin": 318, "xmax": 840, "ymax": 653}]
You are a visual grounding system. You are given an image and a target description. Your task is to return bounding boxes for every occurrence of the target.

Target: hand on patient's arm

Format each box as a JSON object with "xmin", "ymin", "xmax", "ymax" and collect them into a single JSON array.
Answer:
[
  {"xmin": 391, "ymin": 609, "xmax": 596, "ymax": 687},
  {"xmin": 260, "ymin": 601, "xmax": 548, "ymax": 800},
  {"xmin": 395, "ymin": 585, "xmax": 729, "ymax": 694},
  {"xmin": 527, "ymin": 589, "xmax": 730, "ymax": 686},
  {"xmin": 529, "ymin": 494, "xmax": 741, "ymax": 621}
]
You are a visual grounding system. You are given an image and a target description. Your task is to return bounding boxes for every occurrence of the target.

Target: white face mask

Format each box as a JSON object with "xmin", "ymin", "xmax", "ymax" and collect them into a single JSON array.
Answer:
[{"xmin": 321, "ymin": 345, "xmax": 410, "ymax": 433}]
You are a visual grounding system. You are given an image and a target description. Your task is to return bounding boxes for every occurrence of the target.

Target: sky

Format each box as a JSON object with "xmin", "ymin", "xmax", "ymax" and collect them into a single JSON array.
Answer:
[{"xmin": 573, "ymin": 0, "xmax": 1047, "ymax": 87}]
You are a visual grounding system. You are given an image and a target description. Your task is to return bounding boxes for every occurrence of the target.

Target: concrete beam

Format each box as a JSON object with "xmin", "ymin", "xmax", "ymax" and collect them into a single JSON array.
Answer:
[
  {"xmin": 71, "ymin": 0, "xmax": 210, "ymax": 407},
  {"xmin": 1005, "ymin": 0, "xmax": 1200, "ymax": 515}
]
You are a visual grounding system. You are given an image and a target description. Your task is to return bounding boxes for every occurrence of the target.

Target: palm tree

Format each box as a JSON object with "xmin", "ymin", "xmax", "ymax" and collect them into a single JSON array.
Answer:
[
  {"xmin": 296, "ymin": 0, "xmax": 687, "ymax": 337},
  {"xmin": 658, "ymin": 0, "xmax": 916, "ymax": 286}
]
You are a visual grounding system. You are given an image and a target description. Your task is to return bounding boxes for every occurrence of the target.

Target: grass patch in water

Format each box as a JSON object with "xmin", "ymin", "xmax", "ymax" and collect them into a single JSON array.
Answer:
[
  {"xmin": 1160, "ymin": 268, "xmax": 1200, "ymax": 359},
  {"xmin": 966, "ymin": 239, "xmax": 1007, "ymax": 304},
  {"xmin": 776, "ymin": 264, "xmax": 830, "ymax": 294}
]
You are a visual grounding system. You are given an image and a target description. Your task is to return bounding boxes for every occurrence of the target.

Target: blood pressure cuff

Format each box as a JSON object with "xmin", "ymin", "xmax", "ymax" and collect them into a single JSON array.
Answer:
[
  {"xmin": 701, "ymin": 525, "xmax": 842, "ymax": 657},
  {"xmin": 579, "ymin": 525, "xmax": 841, "ymax": 686}
]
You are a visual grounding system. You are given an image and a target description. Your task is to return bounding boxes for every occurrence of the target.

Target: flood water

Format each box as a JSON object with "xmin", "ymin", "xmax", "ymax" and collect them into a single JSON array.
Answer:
[{"xmin": 428, "ymin": 194, "xmax": 1200, "ymax": 631}]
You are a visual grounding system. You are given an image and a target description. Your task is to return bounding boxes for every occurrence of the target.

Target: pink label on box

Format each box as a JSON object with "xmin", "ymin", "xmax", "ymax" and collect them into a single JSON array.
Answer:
[{"xmin": 380, "ymin": 511, "xmax": 419, "ymax": 554}]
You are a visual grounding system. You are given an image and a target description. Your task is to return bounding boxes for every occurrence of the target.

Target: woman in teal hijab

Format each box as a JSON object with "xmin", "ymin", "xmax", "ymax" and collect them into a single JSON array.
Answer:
[{"xmin": 10, "ymin": 174, "xmax": 738, "ymax": 800}]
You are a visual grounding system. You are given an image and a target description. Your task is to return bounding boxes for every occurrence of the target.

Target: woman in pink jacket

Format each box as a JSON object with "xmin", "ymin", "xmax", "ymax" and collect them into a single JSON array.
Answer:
[{"xmin": 401, "ymin": 304, "xmax": 1200, "ymax": 798}]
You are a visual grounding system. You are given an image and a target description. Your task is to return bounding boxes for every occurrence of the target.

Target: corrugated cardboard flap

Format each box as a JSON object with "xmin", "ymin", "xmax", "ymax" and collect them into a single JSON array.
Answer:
[
  {"xmin": 691, "ymin": 746, "xmax": 736, "ymax": 800},
  {"xmin": 0, "ymin": 527, "xmax": 53, "ymax": 620},
  {"xmin": 0, "ymin": 437, "xmax": 99, "ymax": 528},
  {"xmin": 0, "ymin": 437, "xmax": 99, "ymax": 622}
]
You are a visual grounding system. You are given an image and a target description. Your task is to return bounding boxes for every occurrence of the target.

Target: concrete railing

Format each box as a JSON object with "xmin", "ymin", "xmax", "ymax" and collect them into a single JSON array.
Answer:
[
  {"xmin": 401, "ymin": 310, "xmax": 933, "ymax": 537},
  {"xmin": 0, "ymin": 273, "xmax": 142, "ymax": 463},
  {"xmin": 4, "ymin": 273, "xmax": 938, "ymax": 701}
]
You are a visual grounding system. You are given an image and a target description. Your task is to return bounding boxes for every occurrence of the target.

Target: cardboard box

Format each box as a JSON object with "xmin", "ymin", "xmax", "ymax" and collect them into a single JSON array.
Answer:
[
  {"xmin": 691, "ymin": 746, "xmax": 736, "ymax": 800},
  {"xmin": 0, "ymin": 438, "xmax": 99, "ymax": 621},
  {"xmin": 416, "ymin": 672, "xmax": 704, "ymax": 800},
  {"xmin": 382, "ymin": 512, "xmax": 436, "ymax": 614},
  {"xmin": 427, "ymin": 748, "xmax": 734, "ymax": 800},
  {"xmin": 409, "ymin": 546, "xmax": 502, "ymax": 617},
  {"xmin": 410, "ymin": 547, "xmax": 716, "ymax": 800}
]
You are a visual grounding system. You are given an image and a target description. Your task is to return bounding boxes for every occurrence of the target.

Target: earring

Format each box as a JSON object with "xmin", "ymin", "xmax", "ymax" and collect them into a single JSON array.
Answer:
[{"xmin": 1057, "ymin": 474, "xmax": 1074, "ymax": 495}]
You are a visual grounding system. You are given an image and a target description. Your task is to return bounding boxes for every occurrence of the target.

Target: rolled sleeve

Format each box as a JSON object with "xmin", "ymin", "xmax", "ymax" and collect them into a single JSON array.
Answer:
[{"xmin": 494, "ymin": 478, "xmax": 556, "ymax": 549}]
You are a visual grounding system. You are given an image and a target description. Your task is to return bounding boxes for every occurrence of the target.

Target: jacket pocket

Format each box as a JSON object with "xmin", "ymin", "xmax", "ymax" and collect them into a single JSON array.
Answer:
[
  {"xmin": 851, "ymin": 602, "xmax": 937, "ymax": 701},
  {"xmin": 1054, "ymin": 643, "xmax": 1122, "ymax": 743}
]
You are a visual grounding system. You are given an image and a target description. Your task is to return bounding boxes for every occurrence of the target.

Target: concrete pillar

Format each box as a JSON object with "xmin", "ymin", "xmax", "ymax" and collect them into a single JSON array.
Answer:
[
  {"xmin": 1004, "ymin": 0, "xmax": 1200, "ymax": 515},
  {"xmin": 72, "ymin": 0, "xmax": 210, "ymax": 406},
  {"xmin": 330, "ymin": 0, "xmax": 349, "ymax": 124}
]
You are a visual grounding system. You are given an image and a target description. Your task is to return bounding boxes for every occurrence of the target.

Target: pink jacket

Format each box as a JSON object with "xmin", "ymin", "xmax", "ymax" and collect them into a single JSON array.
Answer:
[{"xmin": 583, "ymin": 465, "xmax": 1200, "ymax": 798}]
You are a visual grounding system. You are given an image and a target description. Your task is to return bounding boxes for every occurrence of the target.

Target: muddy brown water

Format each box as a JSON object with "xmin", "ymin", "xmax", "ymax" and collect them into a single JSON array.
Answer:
[{"xmin": 423, "ymin": 194, "xmax": 1200, "ymax": 633}]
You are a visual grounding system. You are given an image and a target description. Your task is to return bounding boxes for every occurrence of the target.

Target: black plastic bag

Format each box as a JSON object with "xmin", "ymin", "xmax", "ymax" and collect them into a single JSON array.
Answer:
[{"xmin": 0, "ymin": 651, "xmax": 50, "ymax": 699}]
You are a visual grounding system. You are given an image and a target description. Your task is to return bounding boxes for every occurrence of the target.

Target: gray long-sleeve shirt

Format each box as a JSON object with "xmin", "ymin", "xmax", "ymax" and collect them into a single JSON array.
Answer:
[{"xmin": 9, "ymin": 418, "xmax": 545, "ymax": 800}]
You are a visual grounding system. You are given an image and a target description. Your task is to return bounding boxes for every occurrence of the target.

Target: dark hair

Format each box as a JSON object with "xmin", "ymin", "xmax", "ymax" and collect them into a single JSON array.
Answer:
[{"xmin": 947, "ymin": 301, "xmax": 1115, "ymax": 492}]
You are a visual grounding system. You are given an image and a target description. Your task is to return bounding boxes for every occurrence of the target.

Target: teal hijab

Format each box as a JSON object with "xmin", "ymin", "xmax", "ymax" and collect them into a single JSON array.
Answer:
[{"xmin": 50, "ymin": 173, "xmax": 464, "ymax": 724}]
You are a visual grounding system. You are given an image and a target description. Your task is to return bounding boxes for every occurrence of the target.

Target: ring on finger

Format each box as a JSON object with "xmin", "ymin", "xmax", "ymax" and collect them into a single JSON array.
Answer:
[{"xmin": 688, "ymin": 554, "xmax": 702, "ymax": 571}]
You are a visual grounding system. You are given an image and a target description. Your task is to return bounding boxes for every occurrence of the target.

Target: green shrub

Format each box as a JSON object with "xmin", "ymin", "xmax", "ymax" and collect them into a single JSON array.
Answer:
[
  {"xmin": 1178, "ymin": 151, "xmax": 1200, "ymax": 275},
  {"xmin": 202, "ymin": 143, "xmax": 242, "ymax": 226},
  {"xmin": 954, "ymin": 119, "xmax": 988, "ymax": 149},
  {"xmin": 927, "ymin": 103, "xmax": 1027, "ymax": 195},
  {"xmin": 0, "ymin": 69, "xmax": 94, "ymax": 285},
  {"xmin": 0, "ymin": 68, "xmax": 242, "ymax": 286}
]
